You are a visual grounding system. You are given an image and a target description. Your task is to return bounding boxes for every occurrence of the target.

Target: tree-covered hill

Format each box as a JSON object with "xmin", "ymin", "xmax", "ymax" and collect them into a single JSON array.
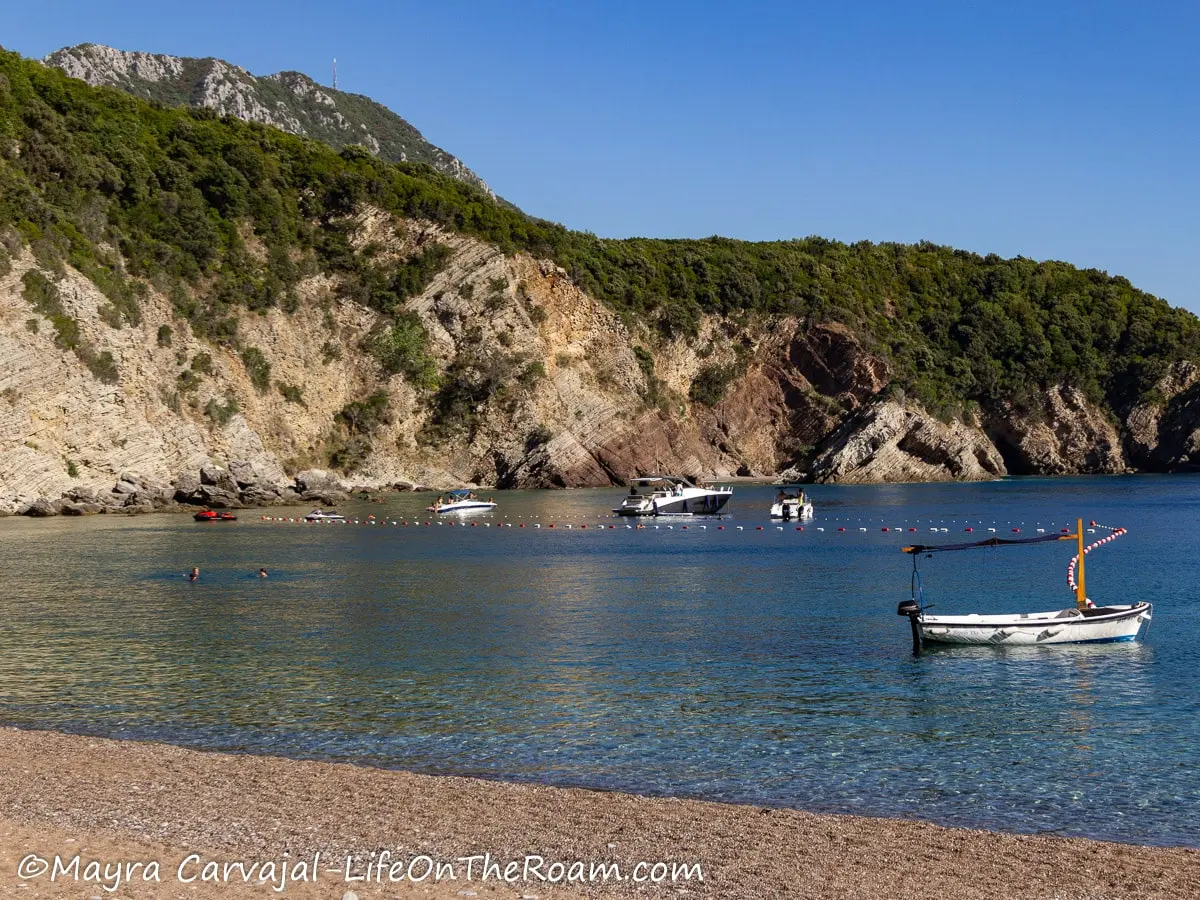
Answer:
[
  {"xmin": 43, "ymin": 43, "xmax": 490, "ymax": 194},
  {"xmin": 2, "ymin": 45, "xmax": 1198, "ymax": 427}
]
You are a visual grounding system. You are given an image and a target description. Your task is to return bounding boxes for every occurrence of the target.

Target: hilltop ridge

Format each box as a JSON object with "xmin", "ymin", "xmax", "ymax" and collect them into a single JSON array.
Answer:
[{"xmin": 44, "ymin": 42, "xmax": 491, "ymax": 195}]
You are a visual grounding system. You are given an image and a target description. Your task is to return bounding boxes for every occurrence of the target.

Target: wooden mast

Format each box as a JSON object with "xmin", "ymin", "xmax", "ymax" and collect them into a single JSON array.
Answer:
[{"xmin": 1075, "ymin": 517, "xmax": 1087, "ymax": 609}]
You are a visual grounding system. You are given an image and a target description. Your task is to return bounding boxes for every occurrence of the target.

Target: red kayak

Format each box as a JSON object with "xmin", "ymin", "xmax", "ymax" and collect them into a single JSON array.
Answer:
[{"xmin": 194, "ymin": 510, "xmax": 237, "ymax": 521}]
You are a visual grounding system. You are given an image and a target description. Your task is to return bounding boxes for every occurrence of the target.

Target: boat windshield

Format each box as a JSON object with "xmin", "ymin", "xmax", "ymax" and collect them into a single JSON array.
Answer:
[{"xmin": 632, "ymin": 476, "xmax": 692, "ymax": 492}]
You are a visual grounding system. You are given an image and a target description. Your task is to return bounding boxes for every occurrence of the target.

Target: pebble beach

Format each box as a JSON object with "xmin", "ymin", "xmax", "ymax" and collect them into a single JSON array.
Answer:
[{"xmin": 1, "ymin": 727, "xmax": 1197, "ymax": 899}]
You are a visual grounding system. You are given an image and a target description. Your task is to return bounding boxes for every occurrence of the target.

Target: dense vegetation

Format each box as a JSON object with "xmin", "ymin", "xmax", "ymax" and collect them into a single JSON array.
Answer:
[{"xmin": 2, "ymin": 47, "xmax": 1198, "ymax": 426}]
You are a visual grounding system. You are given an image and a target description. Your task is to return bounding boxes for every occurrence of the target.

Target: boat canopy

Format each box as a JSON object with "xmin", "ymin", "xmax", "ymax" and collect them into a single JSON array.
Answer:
[
  {"xmin": 632, "ymin": 475, "xmax": 693, "ymax": 487},
  {"xmin": 447, "ymin": 489, "xmax": 474, "ymax": 498},
  {"xmin": 902, "ymin": 533, "xmax": 1074, "ymax": 554}
]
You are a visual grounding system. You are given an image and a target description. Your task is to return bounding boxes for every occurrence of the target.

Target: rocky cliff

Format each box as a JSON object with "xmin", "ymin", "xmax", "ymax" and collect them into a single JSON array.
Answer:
[
  {"xmin": 43, "ymin": 44, "xmax": 491, "ymax": 194},
  {"xmin": 4, "ymin": 206, "xmax": 1199, "ymax": 516},
  {"xmin": 4, "ymin": 43, "xmax": 1200, "ymax": 516}
]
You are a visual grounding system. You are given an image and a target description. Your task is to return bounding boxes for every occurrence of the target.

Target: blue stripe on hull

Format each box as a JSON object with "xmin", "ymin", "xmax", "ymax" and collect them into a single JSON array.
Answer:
[{"xmin": 922, "ymin": 633, "xmax": 1142, "ymax": 646}]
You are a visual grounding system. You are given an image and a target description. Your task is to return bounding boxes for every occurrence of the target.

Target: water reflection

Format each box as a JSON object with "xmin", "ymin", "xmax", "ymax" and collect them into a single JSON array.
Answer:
[{"xmin": 0, "ymin": 476, "xmax": 1198, "ymax": 845}]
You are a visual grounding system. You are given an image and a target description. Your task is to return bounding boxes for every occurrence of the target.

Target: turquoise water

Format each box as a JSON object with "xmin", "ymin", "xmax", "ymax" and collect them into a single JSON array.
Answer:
[{"xmin": 1, "ymin": 476, "xmax": 1198, "ymax": 846}]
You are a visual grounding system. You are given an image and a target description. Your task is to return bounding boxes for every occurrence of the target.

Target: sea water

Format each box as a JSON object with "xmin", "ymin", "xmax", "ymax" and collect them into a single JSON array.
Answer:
[{"xmin": 0, "ymin": 475, "xmax": 1197, "ymax": 846}]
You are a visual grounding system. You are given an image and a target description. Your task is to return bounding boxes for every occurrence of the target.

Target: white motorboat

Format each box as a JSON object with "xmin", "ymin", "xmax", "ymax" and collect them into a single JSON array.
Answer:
[
  {"xmin": 428, "ymin": 489, "xmax": 497, "ymax": 514},
  {"xmin": 897, "ymin": 520, "xmax": 1151, "ymax": 650},
  {"xmin": 304, "ymin": 509, "xmax": 346, "ymax": 522},
  {"xmin": 613, "ymin": 476, "xmax": 732, "ymax": 517},
  {"xmin": 769, "ymin": 485, "xmax": 813, "ymax": 521}
]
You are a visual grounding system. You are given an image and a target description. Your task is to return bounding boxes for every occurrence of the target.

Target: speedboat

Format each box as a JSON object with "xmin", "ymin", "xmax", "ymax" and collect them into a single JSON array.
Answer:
[
  {"xmin": 304, "ymin": 509, "xmax": 346, "ymax": 522},
  {"xmin": 896, "ymin": 520, "xmax": 1151, "ymax": 650},
  {"xmin": 428, "ymin": 489, "xmax": 497, "ymax": 514},
  {"xmin": 613, "ymin": 476, "xmax": 732, "ymax": 516},
  {"xmin": 769, "ymin": 485, "xmax": 813, "ymax": 521},
  {"xmin": 194, "ymin": 510, "xmax": 237, "ymax": 521}
]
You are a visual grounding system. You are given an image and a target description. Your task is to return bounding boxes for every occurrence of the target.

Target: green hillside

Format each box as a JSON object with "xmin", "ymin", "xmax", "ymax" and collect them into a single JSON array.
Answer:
[
  {"xmin": 43, "ymin": 43, "xmax": 489, "ymax": 193},
  {"xmin": 2, "ymin": 47, "xmax": 1197, "ymax": 421}
]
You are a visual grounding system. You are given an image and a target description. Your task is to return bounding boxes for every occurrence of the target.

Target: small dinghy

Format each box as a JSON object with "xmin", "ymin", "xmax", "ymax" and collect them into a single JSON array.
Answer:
[
  {"xmin": 194, "ymin": 510, "xmax": 237, "ymax": 521},
  {"xmin": 896, "ymin": 519, "xmax": 1151, "ymax": 652}
]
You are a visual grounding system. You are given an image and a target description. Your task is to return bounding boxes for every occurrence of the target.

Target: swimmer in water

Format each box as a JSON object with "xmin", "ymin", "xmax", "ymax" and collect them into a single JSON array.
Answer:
[
  {"xmin": 188, "ymin": 567, "xmax": 199, "ymax": 582},
  {"xmin": 258, "ymin": 568, "xmax": 268, "ymax": 578}
]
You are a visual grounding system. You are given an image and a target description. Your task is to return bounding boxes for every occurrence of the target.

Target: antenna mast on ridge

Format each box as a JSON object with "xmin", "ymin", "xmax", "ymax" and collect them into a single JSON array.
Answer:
[{"xmin": 332, "ymin": 57, "xmax": 338, "ymax": 90}]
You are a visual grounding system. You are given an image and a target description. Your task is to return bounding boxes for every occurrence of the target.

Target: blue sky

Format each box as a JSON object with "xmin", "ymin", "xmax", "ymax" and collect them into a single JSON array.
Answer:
[{"xmin": 6, "ymin": 1, "xmax": 1199, "ymax": 312}]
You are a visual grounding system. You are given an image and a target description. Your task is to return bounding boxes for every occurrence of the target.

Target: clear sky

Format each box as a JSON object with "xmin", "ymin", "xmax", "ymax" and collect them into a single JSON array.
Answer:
[{"xmin": 5, "ymin": 1, "xmax": 1199, "ymax": 312}]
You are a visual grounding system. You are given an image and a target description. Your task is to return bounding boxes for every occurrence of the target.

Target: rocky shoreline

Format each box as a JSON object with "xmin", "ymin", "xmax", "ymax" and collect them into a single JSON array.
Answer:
[{"xmin": 10, "ymin": 463, "xmax": 429, "ymax": 518}]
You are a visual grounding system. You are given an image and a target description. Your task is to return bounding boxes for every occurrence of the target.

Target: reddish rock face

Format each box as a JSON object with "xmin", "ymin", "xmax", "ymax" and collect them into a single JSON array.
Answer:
[
  {"xmin": 698, "ymin": 321, "xmax": 892, "ymax": 477},
  {"xmin": 786, "ymin": 323, "xmax": 889, "ymax": 408}
]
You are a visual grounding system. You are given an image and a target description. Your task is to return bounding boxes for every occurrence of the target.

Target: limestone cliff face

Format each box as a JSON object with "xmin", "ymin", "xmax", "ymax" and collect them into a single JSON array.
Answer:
[
  {"xmin": 42, "ymin": 44, "xmax": 491, "ymax": 195},
  {"xmin": 986, "ymin": 386, "xmax": 1128, "ymax": 475},
  {"xmin": 1124, "ymin": 362, "xmax": 1200, "ymax": 471},
  {"xmin": 808, "ymin": 401, "xmax": 1006, "ymax": 484},
  {"xmin": 3, "ymin": 207, "xmax": 1199, "ymax": 515}
]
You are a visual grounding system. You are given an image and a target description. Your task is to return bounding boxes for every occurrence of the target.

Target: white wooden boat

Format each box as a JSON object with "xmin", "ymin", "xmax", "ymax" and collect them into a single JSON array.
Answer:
[
  {"xmin": 897, "ymin": 520, "xmax": 1151, "ymax": 650},
  {"xmin": 769, "ymin": 485, "xmax": 814, "ymax": 521},
  {"xmin": 613, "ymin": 476, "xmax": 732, "ymax": 516},
  {"xmin": 428, "ymin": 489, "xmax": 497, "ymax": 514}
]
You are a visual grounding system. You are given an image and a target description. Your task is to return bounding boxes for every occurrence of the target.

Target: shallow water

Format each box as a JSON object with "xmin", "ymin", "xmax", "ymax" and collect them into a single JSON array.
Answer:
[{"xmin": 1, "ymin": 476, "xmax": 1198, "ymax": 846}]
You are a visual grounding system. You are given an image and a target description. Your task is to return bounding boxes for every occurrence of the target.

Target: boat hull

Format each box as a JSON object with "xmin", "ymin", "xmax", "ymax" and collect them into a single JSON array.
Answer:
[
  {"xmin": 614, "ymin": 491, "xmax": 731, "ymax": 516},
  {"xmin": 432, "ymin": 501, "xmax": 497, "ymax": 514},
  {"xmin": 919, "ymin": 603, "xmax": 1152, "ymax": 645},
  {"xmin": 769, "ymin": 501, "xmax": 813, "ymax": 521}
]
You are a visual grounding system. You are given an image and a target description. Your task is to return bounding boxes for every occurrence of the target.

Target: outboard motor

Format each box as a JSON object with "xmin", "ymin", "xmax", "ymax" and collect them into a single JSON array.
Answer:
[{"xmin": 897, "ymin": 599, "xmax": 923, "ymax": 655}]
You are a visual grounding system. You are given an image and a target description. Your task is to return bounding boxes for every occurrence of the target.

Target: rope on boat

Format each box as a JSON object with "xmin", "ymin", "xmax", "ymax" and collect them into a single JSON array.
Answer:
[{"xmin": 1066, "ymin": 522, "xmax": 1127, "ymax": 597}]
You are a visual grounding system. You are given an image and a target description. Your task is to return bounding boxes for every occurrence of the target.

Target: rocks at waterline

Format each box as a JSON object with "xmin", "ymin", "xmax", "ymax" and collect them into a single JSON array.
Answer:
[{"xmin": 13, "ymin": 464, "xmax": 362, "ymax": 517}]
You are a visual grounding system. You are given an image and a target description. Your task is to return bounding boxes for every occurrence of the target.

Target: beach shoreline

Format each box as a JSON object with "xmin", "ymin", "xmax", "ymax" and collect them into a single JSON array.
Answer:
[{"xmin": 1, "ymin": 727, "xmax": 1196, "ymax": 899}]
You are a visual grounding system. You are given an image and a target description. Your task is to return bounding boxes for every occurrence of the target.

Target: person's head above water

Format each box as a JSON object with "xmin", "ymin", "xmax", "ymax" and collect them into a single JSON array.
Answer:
[
  {"xmin": 188, "ymin": 567, "xmax": 199, "ymax": 581},
  {"xmin": 259, "ymin": 568, "xmax": 268, "ymax": 578}
]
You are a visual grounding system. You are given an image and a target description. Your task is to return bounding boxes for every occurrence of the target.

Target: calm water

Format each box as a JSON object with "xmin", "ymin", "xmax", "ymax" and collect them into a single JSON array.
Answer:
[{"xmin": 1, "ymin": 476, "xmax": 1198, "ymax": 846}]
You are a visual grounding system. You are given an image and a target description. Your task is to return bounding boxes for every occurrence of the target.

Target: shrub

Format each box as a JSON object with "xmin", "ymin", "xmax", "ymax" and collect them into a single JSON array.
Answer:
[
  {"xmin": 370, "ymin": 313, "xmax": 437, "ymax": 388},
  {"xmin": 689, "ymin": 363, "xmax": 738, "ymax": 407},
  {"xmin": 191, "ymin": 352, "xmax": 214, "ymax": 375},
  {"xmin": 633, "ymin": 346, "xmax": 667, "ymax": 411},
  {"xmin": 518, "ymin": 360, "xmax": 546, "ymax": 386},
  {"xmin": 204, "ymin": 395, "xmax": 239, "ymax": 426},
  {"xmin": 177, "ymin": 369, "xmax": 202, "ymax": 393},
  {"xmin": 328, "ymin": 435, "xmax": 371, "ymax": 473},
  {"xmin": 277, "ymin": 382, "xmax": 304, "ymax": 404},
  {"xmin": 22, "ymin": 270, "xmax": 78, "ymax": 350},
  {"xmin": 336, "ymin": 390, "xmax": 390, "ymax": 435},
  {"xmin": 156, "ymin": 324, "xmax": 173, "ymax": 346},
  {"xmin": 240, "ymin": 345, "xmax": 271, "ymax": 392},
  {"xmin": 80, "ymin": 348, "xmax": 119, "ymax": 384}
]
